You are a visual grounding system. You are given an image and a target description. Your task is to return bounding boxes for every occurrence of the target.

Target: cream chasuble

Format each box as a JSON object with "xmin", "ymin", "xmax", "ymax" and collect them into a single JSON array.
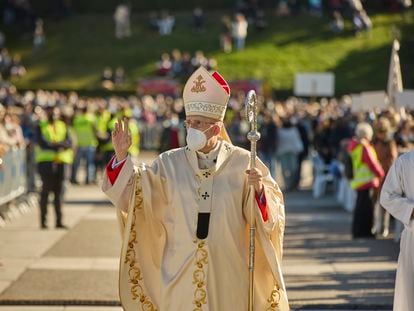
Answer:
[
  {"xmin": 380, "ymin": 151, "xmax": 414, "ymax": 311},
  {"xmin": 102, "ymin": 140, "xmax": 289, "ymax": 311}
]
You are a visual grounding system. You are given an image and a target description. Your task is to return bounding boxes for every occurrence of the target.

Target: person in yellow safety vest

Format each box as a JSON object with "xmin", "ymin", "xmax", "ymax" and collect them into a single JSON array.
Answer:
[
  {"xmin": 94, "ymin": 105, "xmax": 111, "ymax": 178},
  {"xmin": 70, "ymin": 107, "xmax": 98, "ymax": 185},
  {"xmin": 102, "ymin": 108, "xmax": 140, "ymax": 163},
  {"xmin": 347, "ymin": 122, "xmax": 384, "ymax": 239},
  {"xmin": 35, "ymin": 105, "xmax": 73, "ymax": 230},
  {"xmin": 123, "ymin": 108, "xmax": 140, "ymax": 158}
]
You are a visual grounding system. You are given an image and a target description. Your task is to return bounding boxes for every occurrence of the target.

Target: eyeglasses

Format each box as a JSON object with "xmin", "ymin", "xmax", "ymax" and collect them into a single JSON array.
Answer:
[{"xmin": 183, "ymin": 119, "xmax": 218, "ymax": 129}]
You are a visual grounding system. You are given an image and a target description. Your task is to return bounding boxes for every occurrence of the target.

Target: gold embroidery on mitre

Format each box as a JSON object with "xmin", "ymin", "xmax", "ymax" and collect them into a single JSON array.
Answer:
[
  {"xmin": 266, "ymin": 286, "xmax": 281, "ymax": 311},
  {"xmin": 193, "ymin": 240, "xmax": 208, "ymax": 310},
  {"xmin": 123, "ymin": 172, "xmax": 157, "ymax": 311},
  {"xmin": 191, "ymin": 75, "xmax": 207, "ymax": 93}
]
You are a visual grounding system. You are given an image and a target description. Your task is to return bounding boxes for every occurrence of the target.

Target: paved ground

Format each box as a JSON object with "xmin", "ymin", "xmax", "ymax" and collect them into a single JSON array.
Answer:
[{"xmin": 0, "ymin": 152, "xmax": 398, "ymax": 310}]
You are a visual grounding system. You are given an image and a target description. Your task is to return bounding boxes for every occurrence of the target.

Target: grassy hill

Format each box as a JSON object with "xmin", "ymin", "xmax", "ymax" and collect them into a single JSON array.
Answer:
[{"xmin": 3, "ymin": 11, "xmax": 414, "ymax": 96}]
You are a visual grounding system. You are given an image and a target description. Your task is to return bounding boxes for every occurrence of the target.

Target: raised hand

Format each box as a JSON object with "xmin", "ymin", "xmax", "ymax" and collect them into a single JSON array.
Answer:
[{"xmin": 112, "ymin": 118, "xmax": 131, "ymax": 161}]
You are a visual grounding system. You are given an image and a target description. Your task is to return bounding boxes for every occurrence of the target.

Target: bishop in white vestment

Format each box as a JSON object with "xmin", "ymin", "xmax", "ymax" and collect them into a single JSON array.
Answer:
[
  {"xmin": 380, "ymin": 150, "xmax": 414, "ymax": 311},
  {"xmin": 102, "ymin": 66, "xmax": 289, "ymax": 311}
]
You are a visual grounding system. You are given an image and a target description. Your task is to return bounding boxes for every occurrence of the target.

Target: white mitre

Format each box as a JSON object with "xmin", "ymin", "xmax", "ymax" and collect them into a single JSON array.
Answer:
[{"xmin": 183, "ymin": 66, "xmax": 230, "ymax": 121}]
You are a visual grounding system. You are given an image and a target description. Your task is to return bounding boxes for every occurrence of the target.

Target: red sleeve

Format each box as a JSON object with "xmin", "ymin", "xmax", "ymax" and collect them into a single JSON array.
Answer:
[
  {"xmin": 255, "ymin": 191, "xmax": 268, "ymax": 222},
  {"xmin": 362, "ymin": 144, "xmax": 385, "ymax": 178},
  {"xmin": 106, "ymin": 156, "xmax": 126, "ymax": 185}
]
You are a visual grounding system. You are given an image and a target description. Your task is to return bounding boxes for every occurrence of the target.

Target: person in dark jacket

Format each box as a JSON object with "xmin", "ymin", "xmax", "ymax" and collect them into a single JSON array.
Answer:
[{"xmin": 258, "ymin": 111, "xmax": 278, "ymax": 179}]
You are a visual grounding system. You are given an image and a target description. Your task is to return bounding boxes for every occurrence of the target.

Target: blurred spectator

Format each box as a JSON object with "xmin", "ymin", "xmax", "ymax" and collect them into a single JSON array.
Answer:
[
  {"xmin": 71, "ymin": 107, "xmax": 98, "ymax": 185},
  {"xmin": 20, "ymin": 99, "xmax": 38, "ymax": 192},
  {"xmin": 232, "ymin": 13, "xmax": 248, "ymax": 51},
  {"xmin": 101, "ymin": 67, "xmax": 114, "ymax": 90},
  {"xmin": 348, "ymin": 0, "xmax": 364, "ymax": 11},
  {"xmin": 330, "ymin": 11, "xmax": 345, "ymax": 33},
  {"xmin": 399, "ymin": 0, "xmax": 412, "ymax": 21},
  {"xmin": 314, "ymin": 118, "xmax": 334, "ymax": 164},
  {"xmin": 114, "ymin": 66, "xmax": 126, "ymax": 86},
  {"xmin": 309, "ymin": 0, "xmax": 323, "ymax": 16},
  {"xmin": 191, "ymin": 50, "xmax": 208, "ymax": 68},
  {"xmin": 113, "ymin": 3, "xmax": 131, "ymax": 39},
  {"xmin": 159, "ymin": 113, "xmax": 181, "ymax": 153},
  {"xmin": 276, "ymin": 0, "xmax": 291, "ymax": 16},
  {"xmin": 33, "ymin": 19, "xmax": 46, "ymax": 50},
  {"xmin": 207, "ymin": 58, "xmax": 218, "ymax": 71},
  {"xmin": 353, "ymin": 9, "xmax": 372, "ymax": 34},
  {"xmin": 148, "ymin": 11, "xmax": 159, "ymax": 31},
  {"xmin": 294, "ymin": 116, "xmax": 310, "ymax": 190},
  {"xmin": 277, "ymin": 118, "xmax": 304, "ymax": 191},
  {"xmin": 181, "ymin": 52, "xmax": 193, "ymax": 76},
  {"xmin": 36, "ymin": 104, "xmax": 73, "ymax": 229},
  {"xmin": 4, "ymin": 110, "xmax": 25, "ymax": 148},
  {"xmin": 121, "ymin": 107, "xmax": 140, "ymax": 157},
  {"xmin": 372, "ymin": 117, "xmax": 398, "ymax": 237},
  {"xmin": 0, "ymin": 105, "xmax": 24, "ymax": 150},
  {"xmin": 192, "ymin": 7, "xmax": 205, "ymax": 32},
  {"xmin": 157, "ymin": 10, "xmax": 175, "ymax": 35},
  {"xmin": 258, "ymin": 111, "xmax": 278, "ymax": 179},
  {"xmin": 170, "ymin": 49, "xmax": 183, "ymax": 77},
  {"xmin": 227, "ymin": 110, "xmax": 249, "ymax": 149},
  {"xmin": 348, "ymin": 0, "xmax": 372, "ymax": 34},
  {"xmin": 10, "ymin": 55, "xmax": 27, "ymax": 80},
  {"xmin": 156, "ymin": 53, "xmax": 172, "ymax": 76},
  {"xmin": 220, "ymin": 15, "xmax": 233, "ymax": 53},
  {"xmin": 348, "ymin": 122, "xmax": 384, "ymax": 239},
  {"xmin": 394, "ymin": 119, "xmax": 414, "ymax": 153},
  {"xmin": 0, "ymin": 49, "xmax": 12, "ymax": 77}
]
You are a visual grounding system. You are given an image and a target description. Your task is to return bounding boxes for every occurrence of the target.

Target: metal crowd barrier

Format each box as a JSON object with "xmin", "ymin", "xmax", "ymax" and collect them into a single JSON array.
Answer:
[{"xmin": 0, "ymin": 147, "xmax": 27, "ymax": 206}]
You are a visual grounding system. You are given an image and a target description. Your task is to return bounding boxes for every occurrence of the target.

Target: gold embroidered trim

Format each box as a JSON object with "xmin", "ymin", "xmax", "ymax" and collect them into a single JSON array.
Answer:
[
  {"xmin": 266, "ymin": 286, "xmax": 281, "ymax": 311},
  {"xmin": 193, "ymin": 240, "xmax": 208, "ymax": 310},
  {"xmin": 191, "ymin": 75, "xmax": 206, "ymax": 93},
  {"xmin": 123, "ymin": 172, "xmax": 157, "ymax": 311}
]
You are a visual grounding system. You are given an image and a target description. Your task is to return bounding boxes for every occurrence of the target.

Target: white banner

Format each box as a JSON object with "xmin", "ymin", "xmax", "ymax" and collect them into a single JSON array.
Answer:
[
  {"xmin": 361, "ymin": 91, "xmax": 388, "ymax": 111},
  {"xmin": 395, "ymin": 90, "xmax": 414, "ymax": 109},
  {"xmin": 351, "ymin": 94, "xmax": 363, "ymax": 112},
  {"xmin": 294, "ymin": 73, "xmax": 335, "ymax": 97}
]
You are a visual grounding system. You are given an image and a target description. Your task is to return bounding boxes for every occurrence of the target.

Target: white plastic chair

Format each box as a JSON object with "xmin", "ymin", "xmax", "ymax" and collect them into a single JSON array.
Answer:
[{"xmin": 312, "ymin": 153, "xmax": 335, "ymax": 199}]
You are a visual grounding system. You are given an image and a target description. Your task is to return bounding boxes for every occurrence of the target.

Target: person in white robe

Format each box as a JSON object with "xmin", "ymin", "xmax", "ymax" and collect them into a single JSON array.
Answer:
[
  {"xmin": 380, "ymin": 150, "xmax": 414, "ymax": 311},
  {"xmin": 102, "ymin": 66, "xmax": 289, "ymax": 311}
]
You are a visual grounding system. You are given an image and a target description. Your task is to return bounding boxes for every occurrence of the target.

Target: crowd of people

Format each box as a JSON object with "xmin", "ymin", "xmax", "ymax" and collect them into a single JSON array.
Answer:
[
  {"xmin": 101, "ymin": 66, "xmax": 126, "ymax": 90},
  {"xmin": 155, "ymin": 50, "xmax": 217, "ymax": 78},
  {"xmin": 0, "ymin": 72, "xmax": 414, "ymax": 237}
]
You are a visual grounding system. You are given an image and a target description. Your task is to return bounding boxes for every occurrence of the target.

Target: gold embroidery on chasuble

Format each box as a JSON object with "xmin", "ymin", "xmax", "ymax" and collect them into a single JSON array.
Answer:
[
  {"xmin": 124, "ymin": 172, "xmax": 157, "ymax": 311},
  {"xmin": 193, "ymin": 240, "xmax": 208, "ymax": 311},
  {"xmin": 191, "ymin": 75, "xmax": 207, "ymax": 93},
  {"xmin": 266, "ymin": 286, "xmax": 281, "ymax": 311}
]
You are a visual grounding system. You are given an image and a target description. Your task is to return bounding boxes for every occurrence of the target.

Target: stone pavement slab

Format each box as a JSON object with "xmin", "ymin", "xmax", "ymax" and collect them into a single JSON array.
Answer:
[
  {"xmin": 283, "ymin": 191, "xmax": 398, "ymax": 309},
  {"xmin": 45, "ymin": 216, "xmax": 120, "ymax": 258},
  {"xmin": 0, "ymin": 270, "xmax": 118, "ymax": 301}
]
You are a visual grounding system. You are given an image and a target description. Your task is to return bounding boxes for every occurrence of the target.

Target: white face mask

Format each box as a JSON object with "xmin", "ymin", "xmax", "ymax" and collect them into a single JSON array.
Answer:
[{"xmin": 186, "ymin": 127, "xmax": 208, "ymax": 151}]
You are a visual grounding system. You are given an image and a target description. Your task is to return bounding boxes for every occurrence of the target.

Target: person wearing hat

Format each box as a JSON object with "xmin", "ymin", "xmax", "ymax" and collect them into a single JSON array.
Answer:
[
  {"xmin": 102, "ymin": 66, "xmax": 289, "ymax": 310},
  {"xmin": 35, "ymin": 104, "xmax": 73, "ymax": 229}
]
